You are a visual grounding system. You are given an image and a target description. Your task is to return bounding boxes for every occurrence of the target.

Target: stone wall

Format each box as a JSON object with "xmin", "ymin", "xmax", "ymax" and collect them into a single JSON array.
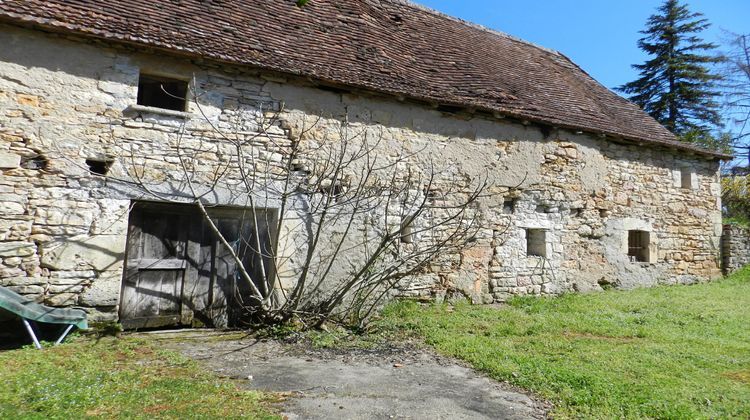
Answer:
[
  {"xmin": 721, "ymin": 224, "xmax": 750, "ymax": 275},
  {"xmin": 0, "ymin": 25, "xmax": 724, "ymax": 322}
]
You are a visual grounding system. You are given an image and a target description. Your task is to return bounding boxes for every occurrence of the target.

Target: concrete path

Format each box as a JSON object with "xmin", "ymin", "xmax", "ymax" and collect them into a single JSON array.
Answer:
[{"xmin": 158, "ymin": 331, "xmax": 546, "ymax": 419}]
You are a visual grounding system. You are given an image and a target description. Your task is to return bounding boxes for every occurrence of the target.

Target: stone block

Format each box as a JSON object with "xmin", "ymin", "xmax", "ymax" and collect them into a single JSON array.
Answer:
[
  {"xmin": 0, "ymin": 242, "xmax": 36, "ymax": 257},
  {"xmin": 0, "ymin": 202, "xmax": 25, "ymax": 215},
  {"xmin": 40, "ymin": 235, "xmax": 126, "ymax": 271},
  {"xmin": 16, "ymin": 94, "xmax": 40, "ymax": 107},
  {"xmin": 48, "ymin": 285, "xmax": 84, "ymax": 294},
  {"xmin": 1, "ymin": 276, "xmax": 46, "ymax": 286},
  {"xmin": 0, "ymin": 152, "xmax": 20, "ymax": 169},
  {"xmin": 86, "ymin": 308, "xmax": 118, "ymax": 323},
  {"xmin": 45, "ymin": 293, "xmax": 78, "ymax": 307},
  {"xmin": 90, "ymin": 199, "xmax": 130, "ymax": 235},
  {"xmin": 34, "ymin": 207, "xmax": 95, "ymax": 227},
  {"xmin": 47, "ymin": 276, "xmax": 91, "ymax": 286},
  {"xmin": 9, "ymin": 285, "xmax": 45, "ymax": 295},
  {"xmin": 79, "ymin": 274, "xmax": 121, "ymax": 307}
]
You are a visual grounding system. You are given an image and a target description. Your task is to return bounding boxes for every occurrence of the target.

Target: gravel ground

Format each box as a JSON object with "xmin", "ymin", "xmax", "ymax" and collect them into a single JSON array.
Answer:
[{"xmin": 150, "ymin": 330, "xmax": 548, "ymax": 419}]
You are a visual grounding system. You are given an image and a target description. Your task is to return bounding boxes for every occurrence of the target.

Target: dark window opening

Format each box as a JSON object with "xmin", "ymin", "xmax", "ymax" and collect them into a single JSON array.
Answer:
[
  {"xmin": 86, "ymin": 159, "xmax": 113, "ymax": 176},
  {"xmin": 503, "ymin": 198, "xmax": 516, "ymax": 214},
  {"xmin": 20, "ymin": 155, "xmax": 48, "ymax": 170},
  {"xmin": 291, "ymin": 159, "xmax": 307, "ymax": 172},
  {"xmin": 320, "ymin": 180, "xmax": 346, "ymax": 197},
  {"xmin": 526, "ymin": 228, "xmax": 547, "ymax": 257},
  {"xmin": 316, "ymin": 84, "xmax": 351, "ymax": 95},
  {"xmin": 540, "ymin": 125, "xmax": 552, "ymax": 139},
  {"xmin": 680, "ymin": 168, "xmax": 693, "ymax": 189},
  {"xmin": 628, "ymin": 230, "xmax": 650, "ymax": 262},
  {"xmin": 137, "ymin": 74, "xmax": 188, "ymax": 111}
]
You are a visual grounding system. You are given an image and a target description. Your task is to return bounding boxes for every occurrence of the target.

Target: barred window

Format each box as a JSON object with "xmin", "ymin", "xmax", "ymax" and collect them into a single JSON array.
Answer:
[{"xmin": 628, "ymin": 230, "xmax": 650, "ymax": 262}]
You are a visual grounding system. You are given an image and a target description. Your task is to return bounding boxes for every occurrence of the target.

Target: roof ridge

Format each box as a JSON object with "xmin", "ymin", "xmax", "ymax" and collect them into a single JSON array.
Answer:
[{"xmin": 384, "ymin": 0, "xmax": 564, "ymax": 58}]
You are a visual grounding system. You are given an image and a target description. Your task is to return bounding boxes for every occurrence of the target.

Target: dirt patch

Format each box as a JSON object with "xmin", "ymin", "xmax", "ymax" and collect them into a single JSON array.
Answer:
[
  {"xmin": 150, "ymin": 330, "xmax": 548, "ymax": 419},
  {"xmin": 723, "ymin": 370, "xmax": 750, "ymax": 384}
]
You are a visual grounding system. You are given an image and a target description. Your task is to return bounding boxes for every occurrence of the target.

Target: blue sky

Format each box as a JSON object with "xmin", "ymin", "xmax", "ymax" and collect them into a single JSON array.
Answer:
[{"xmin": 413, "ymin": 1, "xmax": 750, "ymax": 91}]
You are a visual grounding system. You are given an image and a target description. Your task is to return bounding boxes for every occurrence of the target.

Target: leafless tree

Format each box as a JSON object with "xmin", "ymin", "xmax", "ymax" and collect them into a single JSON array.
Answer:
[
  {"xmin": 721, "ymin": 31, "xmax": 750, "ymax": 165},
  {"xmin": 98, "ymin": 80, "xmax": 494, "ymax": 329}
]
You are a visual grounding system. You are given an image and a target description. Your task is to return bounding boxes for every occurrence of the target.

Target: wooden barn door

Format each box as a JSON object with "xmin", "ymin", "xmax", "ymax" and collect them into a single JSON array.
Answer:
[
  {"xmin": 119, "ymin": 202, "xmax": 273, "ymax": 330},
  {"xmin": 120, "ymin": 205, "xmax": 193, "ymax": 329}
]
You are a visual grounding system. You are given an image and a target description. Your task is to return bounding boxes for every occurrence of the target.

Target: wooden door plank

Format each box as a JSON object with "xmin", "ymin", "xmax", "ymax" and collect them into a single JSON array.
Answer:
[
  {"xmin": 128, "ymin": 259, "xmax": 188, "ymax": 270},
  {"xmin": 119, "ymin": 209, "xmax": 143, "ymax": 322},
  {"xmin": 119, "ymin": 203, "xmax": 189, "ymax": 329}
]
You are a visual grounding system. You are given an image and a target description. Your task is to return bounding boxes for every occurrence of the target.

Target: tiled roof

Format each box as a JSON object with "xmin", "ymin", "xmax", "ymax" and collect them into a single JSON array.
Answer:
[{"xmin": 0, "ymin": 0, "xmax": 729, "ymax": 158}]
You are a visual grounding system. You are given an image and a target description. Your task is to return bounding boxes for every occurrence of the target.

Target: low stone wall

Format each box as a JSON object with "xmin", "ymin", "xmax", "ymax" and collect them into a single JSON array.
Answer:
[{"xmin": 721, "ymin": 224, "xmax": 750, "ymax": 275}]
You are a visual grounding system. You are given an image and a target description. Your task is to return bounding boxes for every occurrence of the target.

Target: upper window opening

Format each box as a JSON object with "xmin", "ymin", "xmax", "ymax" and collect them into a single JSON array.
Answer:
[
  {"xmin": 628, "ymin": 230, "xmax": 650, "ymax": 262},
  {"xmin": 526, "ymin": 228, "xmax": 547, "ymax": 258},
  {"xmin": 503, "ymin": 197, "xmax": 516, "ymax": 214},
  {"xmin": 137, "ymin": 74, "xmax": 188, "ymax": 111},
  {"xmin": 680, "ymin": 168, "xmax": 693, "ymax": 189},
  {"xmin": 400, "ymin": 215, "xmax": 415, "ymax": 244},
  {"xmin": 86, "ymin": 159, "xmax": 113, "ymax": 176}
]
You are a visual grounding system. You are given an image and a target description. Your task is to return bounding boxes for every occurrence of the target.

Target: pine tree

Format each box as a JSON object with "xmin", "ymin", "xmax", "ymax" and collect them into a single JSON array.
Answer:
[{"xmin": 618, "ymin": 0, "xmax": 723, "ymax": 138}]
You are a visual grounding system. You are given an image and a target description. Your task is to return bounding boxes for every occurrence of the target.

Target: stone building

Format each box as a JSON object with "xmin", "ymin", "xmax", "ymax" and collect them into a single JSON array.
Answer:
[{"xmin": 0, "ymin": 1, "xmax": 728, "ymax": 327}]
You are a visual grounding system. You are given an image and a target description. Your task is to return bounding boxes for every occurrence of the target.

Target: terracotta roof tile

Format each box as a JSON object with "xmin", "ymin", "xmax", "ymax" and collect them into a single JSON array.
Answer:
[{"xmin": 0, "ymin": 0, "xmax": 729, "ymax": 158}]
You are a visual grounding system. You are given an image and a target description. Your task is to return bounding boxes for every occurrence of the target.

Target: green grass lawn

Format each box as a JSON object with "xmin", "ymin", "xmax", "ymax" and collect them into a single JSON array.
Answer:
[
  {"xmin": 0, "ymin": 337, "xmax": 279, "ymax": 419},
  {"xmin": 380, "ymin": 268, "xmax": 750, "ymax": 419}
]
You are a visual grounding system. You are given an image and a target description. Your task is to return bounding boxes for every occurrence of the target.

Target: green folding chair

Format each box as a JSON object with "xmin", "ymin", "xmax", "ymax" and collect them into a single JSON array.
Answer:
[{"xmin": 0, "ymin": 286, "xmax": 88, "ymax": 349}]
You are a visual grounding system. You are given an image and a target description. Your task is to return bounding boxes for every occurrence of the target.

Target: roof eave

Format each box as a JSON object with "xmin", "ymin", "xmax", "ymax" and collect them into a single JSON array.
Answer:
[{"xmin": 0, "ymin": 15, "xmax": 731, "ymax": 161}]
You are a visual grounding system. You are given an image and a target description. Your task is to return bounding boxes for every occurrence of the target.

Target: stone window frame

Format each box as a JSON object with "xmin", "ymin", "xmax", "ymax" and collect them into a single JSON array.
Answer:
[
  {"xmin": 502, "ymin": 197, "xmax": 517, "ymax": 214},
  {"xmin": 127, "ymin": 70, "xmax": 193, "ymax": 118},
  {"xmin": 618, "ymin": 219, "xmax": 657, "ymax": 264},
  {"xmin": 674, "ymin": 166, "xmax": 696, "ymax": 190}
]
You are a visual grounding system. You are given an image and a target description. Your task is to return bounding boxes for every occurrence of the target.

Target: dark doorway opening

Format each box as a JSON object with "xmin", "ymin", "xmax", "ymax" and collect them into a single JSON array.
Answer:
[{"xmin": 119, "ymin": 201, "xmax": 276, "ymax": 329}]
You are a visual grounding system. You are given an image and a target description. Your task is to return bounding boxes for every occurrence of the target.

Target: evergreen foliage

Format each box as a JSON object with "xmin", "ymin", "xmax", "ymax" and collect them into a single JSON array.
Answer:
[{"xmin": 618, "ymin": 0, "xmax": 723, "ymax": 138}]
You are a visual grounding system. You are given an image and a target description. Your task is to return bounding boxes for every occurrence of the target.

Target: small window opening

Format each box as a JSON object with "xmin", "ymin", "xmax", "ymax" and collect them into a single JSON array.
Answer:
[
  {"xmin": 627, "ymin": 230, "xmax": 650, "ymax": 262},
  {"xmin": 680, "ymin": 168, "xmax": 693, "ymax": 189},
  {"xmin": 572, "ymin": 208, "xmax": 583, "ymax": 217},
  {"xmin": 86, "ymin": 159, "xmax": 113, "ymax": 176},
  {"xmin": 320, "ymin": 179, "xmax": 346, "ymax": 197},
  {"xmin": 137, "ymin": 74, "xmax": 188, "ymax": 111},
  {"xmin": 526, "ymin": 228, "xmax": 547, "ymax": 257},
  {"xmin": 291, "ymin": 159, "xmax": 307, "ymax": 172},
  {"xmin": 20, "ymin": 154, "xmax": 48, "ymax": 170},
  {"xmin": 400, "ymin": 215, "xmax": 415, "ymax": 244},
  {"xmin": 503, "ymin": 198, "xmax": 516, "ymax": 214}
]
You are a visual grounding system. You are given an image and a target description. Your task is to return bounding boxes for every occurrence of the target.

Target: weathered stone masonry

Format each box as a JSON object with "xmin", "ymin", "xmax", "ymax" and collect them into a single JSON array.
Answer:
[
  {"xmin": 721, "ymin": 224, "xmax": 750, "ymax": 275},
  {"xmin": 0, "ymin": 25, "xmax": 723, "ymax": 322}
]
